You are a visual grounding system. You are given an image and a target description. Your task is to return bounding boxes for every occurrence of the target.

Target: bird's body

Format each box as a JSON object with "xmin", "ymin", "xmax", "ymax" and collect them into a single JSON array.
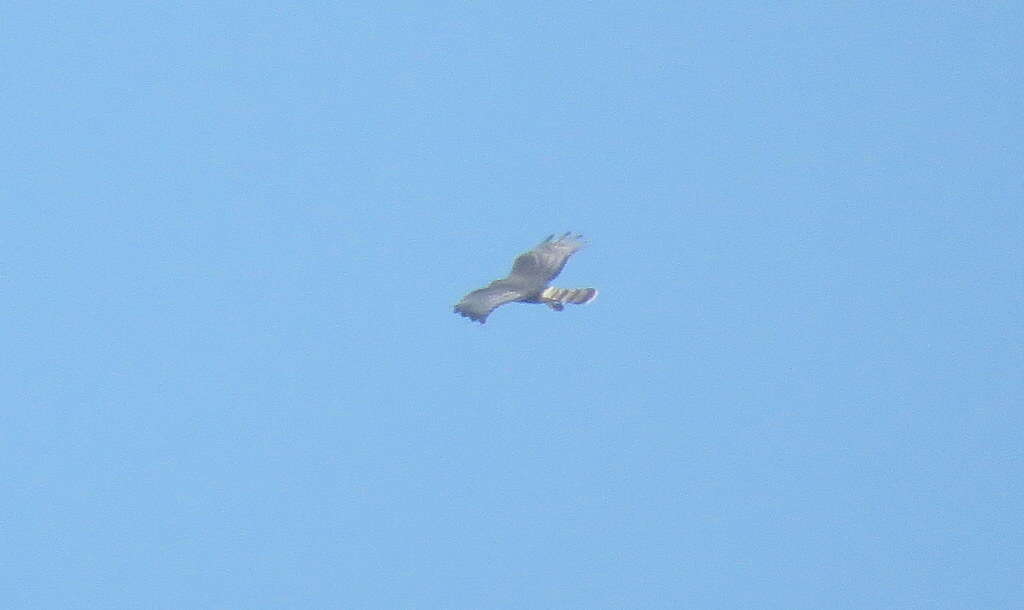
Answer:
[{"xmin": 453, "ymin": 233, "xmax": 598, "ymax": 323}]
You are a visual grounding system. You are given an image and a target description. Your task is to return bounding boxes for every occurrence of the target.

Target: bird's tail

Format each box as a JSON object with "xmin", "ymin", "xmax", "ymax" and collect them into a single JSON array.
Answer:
[{"xmin": 541, "ymin": 287, "xmax": 598, "ymax": 311}]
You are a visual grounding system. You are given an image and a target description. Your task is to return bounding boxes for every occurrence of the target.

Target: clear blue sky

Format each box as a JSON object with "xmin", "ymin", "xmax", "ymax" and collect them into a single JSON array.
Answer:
[{"xmin": 3, "ymin": 3, "xmax": 1021, "ymax": 608}]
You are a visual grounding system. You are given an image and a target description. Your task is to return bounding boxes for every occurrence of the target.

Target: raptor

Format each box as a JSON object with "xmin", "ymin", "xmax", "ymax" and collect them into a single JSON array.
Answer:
[{"xmin": 453, "ymin": 233, "xmax": 598, "ymax": 323}]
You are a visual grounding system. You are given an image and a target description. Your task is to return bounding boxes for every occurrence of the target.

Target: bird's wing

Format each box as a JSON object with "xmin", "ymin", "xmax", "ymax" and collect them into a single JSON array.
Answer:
[
  {"xmin": 453, "ymin": 282, "xmax": 525, "ymax": 323},
  {"xmin": 509, "ymin": 232, "xmax": 586, "ymax": 285}
]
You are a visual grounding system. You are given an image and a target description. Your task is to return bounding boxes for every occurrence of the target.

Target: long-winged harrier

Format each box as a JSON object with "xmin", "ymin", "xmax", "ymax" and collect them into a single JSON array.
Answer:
[{"xmin": 453, "ymin": 232, "xmax": 598, "ymax": 323}]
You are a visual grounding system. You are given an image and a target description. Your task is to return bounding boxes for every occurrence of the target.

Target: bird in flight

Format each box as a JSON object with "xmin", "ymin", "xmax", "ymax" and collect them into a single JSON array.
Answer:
[{"xmin": 454, "ymin": 232, "xmax": 598, "ymax": 323}]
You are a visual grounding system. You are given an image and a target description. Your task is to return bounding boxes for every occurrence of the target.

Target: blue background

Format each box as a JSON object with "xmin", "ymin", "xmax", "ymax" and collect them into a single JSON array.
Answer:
[{"xmin": 4, "ymin": 3, "xmax": 1021, "ymax": 608}]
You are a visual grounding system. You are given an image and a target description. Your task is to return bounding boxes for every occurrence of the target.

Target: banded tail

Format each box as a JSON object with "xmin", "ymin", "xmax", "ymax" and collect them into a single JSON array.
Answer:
[{"xmin": 540, "ymin": 286, "xmax": 598, "ymax": 311}]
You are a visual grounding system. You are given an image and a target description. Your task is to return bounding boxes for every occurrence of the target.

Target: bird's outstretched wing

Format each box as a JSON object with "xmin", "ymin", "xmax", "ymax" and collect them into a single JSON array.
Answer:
[
  {"xmin": 509, "ymin": 232, "xmax": 587, "ymax": 286},
  {"xmin": 453, "ymin": 281, "xmax": 525, "ymax": 323}
]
